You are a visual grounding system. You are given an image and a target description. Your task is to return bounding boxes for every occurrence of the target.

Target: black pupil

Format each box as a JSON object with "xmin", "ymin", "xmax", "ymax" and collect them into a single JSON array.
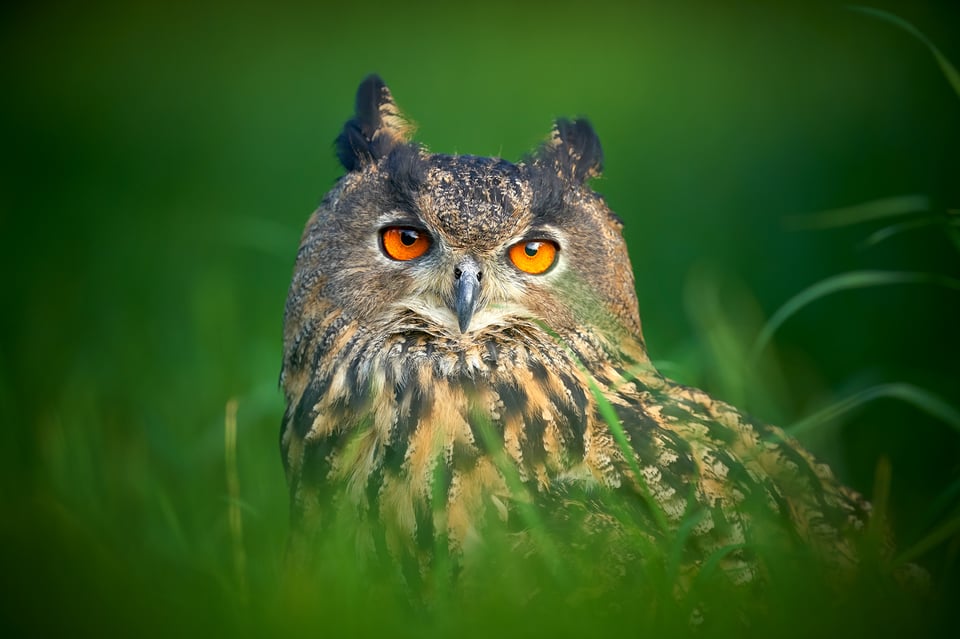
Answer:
[
  {"xmin": 524, "ymin": 242, "xmax": 540, "ymax": 257},
  {"xmin": 399, "ymin": 229, "xmax": 418, "ymax": 246}
]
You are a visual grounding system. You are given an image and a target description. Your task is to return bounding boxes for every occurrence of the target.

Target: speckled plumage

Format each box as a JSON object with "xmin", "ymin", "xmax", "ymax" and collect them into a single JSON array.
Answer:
[{"xmin": 280, "ymin": 75, "xmax": 872, "ymax": 589}]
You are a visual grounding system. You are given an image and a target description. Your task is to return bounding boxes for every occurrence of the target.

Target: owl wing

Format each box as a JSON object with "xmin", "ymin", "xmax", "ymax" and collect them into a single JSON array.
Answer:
[{"xmin": 580, "ymin": 363, "xmax": 874, "ymax": 583}]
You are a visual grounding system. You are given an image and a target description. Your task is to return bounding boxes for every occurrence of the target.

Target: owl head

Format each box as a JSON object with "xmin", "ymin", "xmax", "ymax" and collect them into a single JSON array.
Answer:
[{"xmin": 286, "ymin": 75, "xmax": 644, "ymax": 359}]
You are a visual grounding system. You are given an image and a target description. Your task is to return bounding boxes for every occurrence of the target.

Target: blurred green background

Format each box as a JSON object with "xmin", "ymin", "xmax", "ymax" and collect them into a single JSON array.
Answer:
[{"xmin": 1, "ymin": 0, "xmax": 958, "ymax": 635}]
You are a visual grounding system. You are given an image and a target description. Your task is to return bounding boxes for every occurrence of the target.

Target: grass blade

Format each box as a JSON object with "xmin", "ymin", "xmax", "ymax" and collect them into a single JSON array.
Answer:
[
  {"xmin": 784, "ymin": 194, "xmax": 929, "ymax": 230},
  {"xmin": 847, "ymin": 5, "xmax": 960, "ymax": 101},
  {"xmin": 896, "ymin": 514, "xmax": 960, "ymax": 565},
  {"xmin": 224, "ymin": 397, "xmax": 248, "ymax": 601},
  {"xmin": 588, "ymin": 380, "xmax": 670, "ymax": 533},
  {"xmin": 693, "ymin": 543, "xmax": 747, "ymax": 586},
  {"xmin": 948, "ymin": 211, "xmax": 960, "ymax": 253},
  {"xmin": 861, "ymin": 215, "xmax": 960, "ymax": 248},
  {"xmin": 916, "ymin": 477, "xmax": 960, "ymax": 541},
  {"xmin": 469, "ymin": 409, "xmax": 567, "ymax": 581},
  {"xmin": 787, "ymin": 382, "xmax": 960, "ymax": 437},
  {"xmin": 750, "ymin": 271, "xmax": 960, "ymax": 361},
  {"xmin": 868, "ymin": 457, "xmax": 892, "ymax": 550}
]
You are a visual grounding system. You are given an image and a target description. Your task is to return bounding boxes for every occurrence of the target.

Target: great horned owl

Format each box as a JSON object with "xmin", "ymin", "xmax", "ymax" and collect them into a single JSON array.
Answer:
[{"xmin": 279, "ymin": 75, "xmax": 872, "ymax": 588}]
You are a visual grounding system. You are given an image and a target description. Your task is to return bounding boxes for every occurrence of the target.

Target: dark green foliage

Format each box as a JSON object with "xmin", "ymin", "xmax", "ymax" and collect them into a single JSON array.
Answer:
[{"xmin": 1, "ymin": 1, "xmax": 958, "ymax": 636}]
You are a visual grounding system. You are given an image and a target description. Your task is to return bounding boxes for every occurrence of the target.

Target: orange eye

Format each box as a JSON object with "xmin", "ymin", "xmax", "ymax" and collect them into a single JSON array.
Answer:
[
  {"xmin": 508, "ymin": 240, "xmax": 558, "ymax": 275},
  {"xmin": 380, "ymin": 227, "xmax": 431, "ymax": 261}
]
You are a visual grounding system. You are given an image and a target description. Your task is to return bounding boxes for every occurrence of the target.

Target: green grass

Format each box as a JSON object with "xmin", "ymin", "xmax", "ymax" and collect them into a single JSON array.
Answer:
[{"xmin": 2, "ymin": 1, "xmax": 959, "ymax": 637}]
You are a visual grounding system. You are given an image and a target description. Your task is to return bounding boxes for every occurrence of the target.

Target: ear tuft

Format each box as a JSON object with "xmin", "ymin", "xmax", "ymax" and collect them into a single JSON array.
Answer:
[
  {"xmin": 537, "ymin": 118, "xmax": 603, "ymax": 183},
  {"xmin": 335, "ymin": 74, "xmax": 415, "ymax": 172}
]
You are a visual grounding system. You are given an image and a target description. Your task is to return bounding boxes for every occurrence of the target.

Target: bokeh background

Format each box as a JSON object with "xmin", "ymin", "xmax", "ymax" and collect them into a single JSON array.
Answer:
[{"xmin": 2, "ymin": 0, "xmax": 958, "ymax": 635}]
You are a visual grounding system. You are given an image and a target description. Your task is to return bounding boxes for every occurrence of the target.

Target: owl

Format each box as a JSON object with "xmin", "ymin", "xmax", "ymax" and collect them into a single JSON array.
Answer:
[{"xmin": 279, "ymin": 75, "xmax": 876, "ymax": 592}]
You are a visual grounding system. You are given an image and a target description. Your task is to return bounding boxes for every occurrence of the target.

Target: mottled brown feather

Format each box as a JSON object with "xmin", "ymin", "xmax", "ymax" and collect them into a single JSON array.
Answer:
[{"xmin": 280, "ymin": 75, "xmax": 881, "ymax": 591}]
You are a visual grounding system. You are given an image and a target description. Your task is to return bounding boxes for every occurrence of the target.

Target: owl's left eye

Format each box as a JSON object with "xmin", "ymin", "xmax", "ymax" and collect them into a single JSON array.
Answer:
[
  {"xmin": 380, "ymin": 227, "xmax": 431, "ymax": 261},
  {"xmin": 508, "ymin": 239, "xmax": 559, "ymax": 275}
]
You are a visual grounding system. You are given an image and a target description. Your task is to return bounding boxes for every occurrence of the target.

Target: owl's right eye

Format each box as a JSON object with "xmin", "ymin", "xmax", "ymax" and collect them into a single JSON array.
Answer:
[{"xmin": 380, "ymin": 227, "xmax": 431, "ymax": 261}]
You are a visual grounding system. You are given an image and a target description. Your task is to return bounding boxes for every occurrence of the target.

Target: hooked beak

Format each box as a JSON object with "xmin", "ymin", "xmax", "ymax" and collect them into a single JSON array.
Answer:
[{"xmin": 453, "ymin": 258, "xmax": 482, "ymax": 333}]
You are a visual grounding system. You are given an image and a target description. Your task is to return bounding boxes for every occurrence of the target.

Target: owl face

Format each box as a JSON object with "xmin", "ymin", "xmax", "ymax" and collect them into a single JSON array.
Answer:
[
  {"xmin": 371, "ymin": 153, "xmax": 570, "ymax": 335},
  {"xmin": 333, "ymin": 152, "xmax": 582, "ymax": 338},
  {"xmin": 286, "ymin": 75, "xmax": 643, "ymax": 356}
]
